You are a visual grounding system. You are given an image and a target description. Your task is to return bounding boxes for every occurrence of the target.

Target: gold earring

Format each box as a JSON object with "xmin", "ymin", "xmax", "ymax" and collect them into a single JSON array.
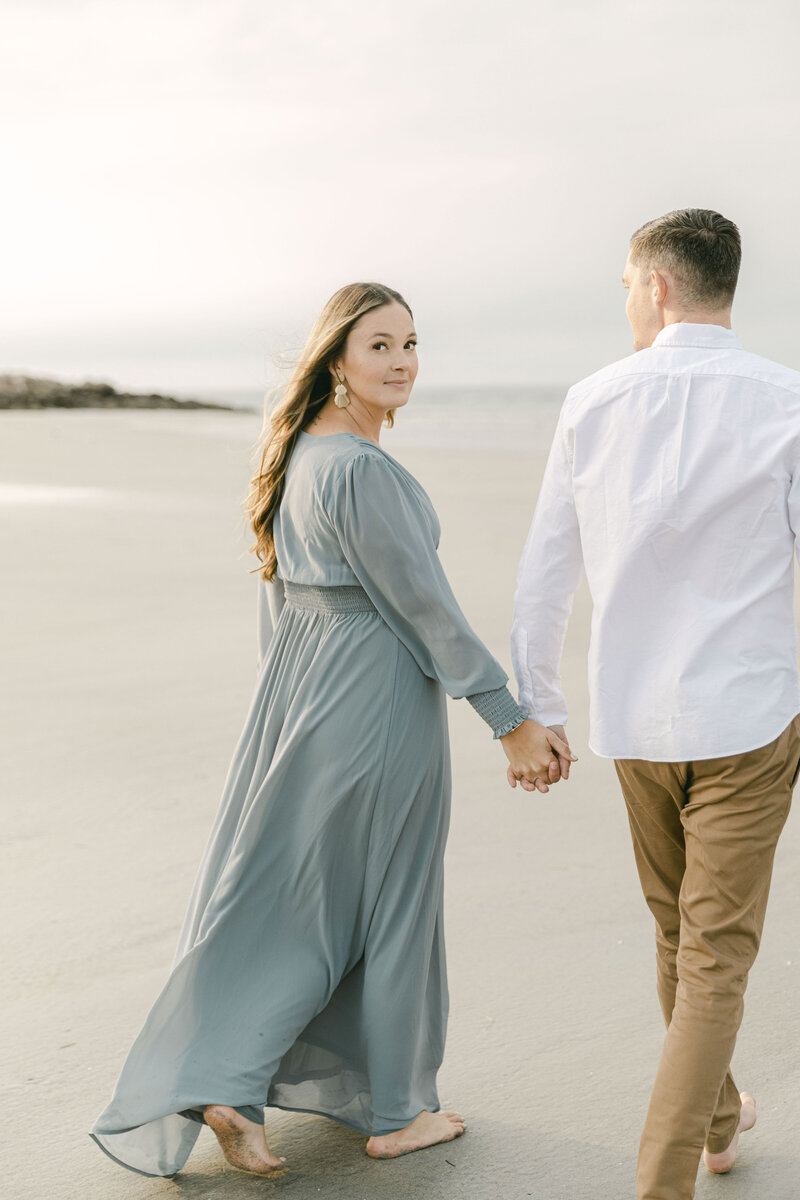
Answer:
[{"xmin": 333, "ymin": 374, "xmax": 350, "ymax": 408}]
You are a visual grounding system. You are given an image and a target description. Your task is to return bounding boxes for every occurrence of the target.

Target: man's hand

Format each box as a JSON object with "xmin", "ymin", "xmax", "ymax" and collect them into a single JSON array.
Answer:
[
  {"xmin": 500, "ymin": 719, "xmax": 577, "ymax": 794},
  {"xmin": 546, "ymin": 725, "xmax": 573, "ymax": 781}
]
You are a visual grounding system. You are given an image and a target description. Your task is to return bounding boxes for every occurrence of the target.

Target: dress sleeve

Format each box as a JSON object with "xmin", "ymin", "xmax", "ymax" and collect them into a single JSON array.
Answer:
[
  {"xmin": 330, "ymin": 451, "xmax": 528, "ymax": 738},
  {"xmin": 256, "ymin": 575, "xmax": 286, "ymax": 671}
]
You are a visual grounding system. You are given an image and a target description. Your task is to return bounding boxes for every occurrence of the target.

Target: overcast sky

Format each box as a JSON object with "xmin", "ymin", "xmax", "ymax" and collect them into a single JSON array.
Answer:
[{"xmin": 3, "ymin": 0, "xmax": 799, "ymax": 394}]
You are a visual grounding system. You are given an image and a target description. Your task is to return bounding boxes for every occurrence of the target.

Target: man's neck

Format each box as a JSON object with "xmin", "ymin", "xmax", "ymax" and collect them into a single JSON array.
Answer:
[{"xmin": 661, "ymin": 308, "xmax": 732, "ymax": 330}]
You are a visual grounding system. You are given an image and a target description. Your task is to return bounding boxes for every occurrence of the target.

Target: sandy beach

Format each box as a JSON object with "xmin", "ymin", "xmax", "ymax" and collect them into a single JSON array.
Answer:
[{"xmin": 3, "ymin": 409, "xmax": 799, "ymax": 1200}]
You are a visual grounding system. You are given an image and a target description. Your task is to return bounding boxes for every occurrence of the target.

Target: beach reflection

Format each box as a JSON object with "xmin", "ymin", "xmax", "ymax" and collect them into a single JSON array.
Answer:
[{"xmin": 0, "ymin": 484, "xmax": 107, "ymax": 505}]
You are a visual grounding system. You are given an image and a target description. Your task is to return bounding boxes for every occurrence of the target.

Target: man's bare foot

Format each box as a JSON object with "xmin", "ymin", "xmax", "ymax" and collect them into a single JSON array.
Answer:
[
  {"xmin": 365, "ymin": 1110, "xmax": 466, "ymax": 1160},
  {"xmin": 204, "ymin": 1105, "xmax": 287, "ymax": 1176},
  {"xmin": 703, "ymin": 1092, "xmax": 757, "ymax": 1174}
]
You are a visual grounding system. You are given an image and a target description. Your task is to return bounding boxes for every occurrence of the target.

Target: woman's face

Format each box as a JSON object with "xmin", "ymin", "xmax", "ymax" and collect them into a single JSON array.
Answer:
[{"xmin": 336, "ymin": 302, "xmax": 418, "ymax": 414}]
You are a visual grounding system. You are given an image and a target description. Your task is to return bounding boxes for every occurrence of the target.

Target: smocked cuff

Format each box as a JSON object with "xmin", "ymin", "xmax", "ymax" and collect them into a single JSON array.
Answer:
[{"xmin": 467, "ymin": 686, "xmax": 530, "ymax": 739}]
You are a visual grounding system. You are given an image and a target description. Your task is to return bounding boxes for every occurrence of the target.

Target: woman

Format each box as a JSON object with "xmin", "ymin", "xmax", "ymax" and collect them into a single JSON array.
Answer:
[{"xmin": 90, "ymin": 282, "xmax": 572, "ymax": 1179}]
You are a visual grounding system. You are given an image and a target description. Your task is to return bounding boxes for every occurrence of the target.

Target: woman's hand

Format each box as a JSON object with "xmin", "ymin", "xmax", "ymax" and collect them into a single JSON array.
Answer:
[{"xmin": 500, "ymin": 720, "xmax": 577, "ymax": 794}]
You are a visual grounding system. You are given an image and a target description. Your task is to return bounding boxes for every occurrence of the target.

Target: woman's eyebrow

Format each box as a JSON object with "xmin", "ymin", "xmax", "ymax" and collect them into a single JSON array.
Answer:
[{"xmin": 364, "ymin": 330, "xmax": 417, "ymax": 339}]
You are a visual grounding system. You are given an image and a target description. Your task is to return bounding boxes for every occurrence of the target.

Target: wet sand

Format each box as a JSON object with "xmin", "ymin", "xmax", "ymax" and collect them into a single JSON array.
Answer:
[{"xmin": 2, "ymin": 410, "xmax": 799, "ymax": 1199}]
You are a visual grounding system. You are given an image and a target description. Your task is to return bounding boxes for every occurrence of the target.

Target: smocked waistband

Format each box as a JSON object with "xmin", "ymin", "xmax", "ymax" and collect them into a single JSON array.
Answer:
[{"xmin": 283, "ymin": 581, "xmax": 377, "ymax": 614}]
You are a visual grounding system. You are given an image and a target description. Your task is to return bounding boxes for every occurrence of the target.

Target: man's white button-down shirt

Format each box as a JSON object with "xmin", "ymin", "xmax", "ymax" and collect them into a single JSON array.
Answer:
[{"xmin": 512, "ymin": 323, "xmax": 800, "ymax": 761}]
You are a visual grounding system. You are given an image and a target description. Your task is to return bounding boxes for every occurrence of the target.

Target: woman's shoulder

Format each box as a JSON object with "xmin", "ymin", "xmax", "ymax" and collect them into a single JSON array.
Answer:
[
  {"xmin": 294, "ymin": 433, "xmax": 436, "ymax": 526},
  {"xmin": 288, "ymin": 433, "xmax": 391, "ymax": 506},
  {"xmin": 287, "ymin": 431, "xmax": 366, "ymax": 484},
  {"xmin": 294, "ymin": 431, "xmax": 379, "ymax": 468},
  {"xmin": 293, "ymin": 432, "xmax": 431, "ymax": 516},
  {"xmin": 296, "ymin": 432, "xmax": 410, "ymax": 488},
  {"xmin": 316, "ymin": 435, "xmax": 439, "ymax": 541}
]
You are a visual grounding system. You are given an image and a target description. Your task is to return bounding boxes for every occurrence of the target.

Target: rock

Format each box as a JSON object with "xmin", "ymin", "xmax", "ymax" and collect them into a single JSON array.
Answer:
[{"xmin": 0, "ymin": 374, "xmax": 237, "ymax": 411}]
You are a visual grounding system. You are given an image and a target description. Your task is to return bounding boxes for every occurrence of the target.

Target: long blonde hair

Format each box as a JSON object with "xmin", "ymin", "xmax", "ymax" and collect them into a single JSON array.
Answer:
[{"xmin": 246, "ymin": 282, "xmax": 413, "ymax": 580}]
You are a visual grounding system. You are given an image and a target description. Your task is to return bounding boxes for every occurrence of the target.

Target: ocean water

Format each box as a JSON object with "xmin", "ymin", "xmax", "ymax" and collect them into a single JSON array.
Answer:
[{"xmin": 192, "ymin": 385, "xmax": 566, "ymax": 452}]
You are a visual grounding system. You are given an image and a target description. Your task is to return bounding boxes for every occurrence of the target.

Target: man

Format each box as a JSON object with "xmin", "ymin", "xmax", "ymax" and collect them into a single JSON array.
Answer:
[{"xmin": 511, "ymin": 208, "xmax": 800, "ymax": 1200}]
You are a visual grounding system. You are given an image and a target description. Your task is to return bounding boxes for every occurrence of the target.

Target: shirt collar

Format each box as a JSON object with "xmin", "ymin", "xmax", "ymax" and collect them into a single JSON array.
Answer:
[{"xmin": 651, "ymin": 322, "xmax": 742, "ymax": 350}]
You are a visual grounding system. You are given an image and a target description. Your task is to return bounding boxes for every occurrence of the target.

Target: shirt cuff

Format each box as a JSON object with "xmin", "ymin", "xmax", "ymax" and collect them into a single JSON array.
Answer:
[{"xmin": 467, "ymin": 686, "xmax": 530, "ymax": 739}]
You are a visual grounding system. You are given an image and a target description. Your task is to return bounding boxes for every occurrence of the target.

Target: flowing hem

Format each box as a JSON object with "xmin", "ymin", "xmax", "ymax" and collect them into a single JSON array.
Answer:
[
  {"xmin": 88, "ymin": 1133, "xmax": 177, "ymax": 1180},
  {"xmin": 90, "ymin": 1102, "xmax": 440, "ymax": 1177}
]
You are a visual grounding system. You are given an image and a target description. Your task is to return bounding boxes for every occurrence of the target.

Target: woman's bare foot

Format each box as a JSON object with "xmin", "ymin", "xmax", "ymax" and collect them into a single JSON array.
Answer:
[
  {"xmin": 703, "ymin": 1092, "xmax": 756, "ymax": 1174},
  {"xmin": 204, "ymin": 1105, "xmax": 287, "ymax": 1176},
  {"xmin": 365, "ymin": 1110, "xmax": 466, "ymax": 1160}
]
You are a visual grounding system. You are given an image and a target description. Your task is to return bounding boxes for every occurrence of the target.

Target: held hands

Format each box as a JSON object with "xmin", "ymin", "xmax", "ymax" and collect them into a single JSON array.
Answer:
[{"xmin": 499, "ymin": 720, "xmax": 577, "ymax": 794}]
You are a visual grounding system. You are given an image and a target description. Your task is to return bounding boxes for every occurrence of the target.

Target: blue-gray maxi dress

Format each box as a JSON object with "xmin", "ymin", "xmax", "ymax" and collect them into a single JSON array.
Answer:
[{"xmin": 91, "ymin": 431, "xmax": 527, "ymax": 1177}]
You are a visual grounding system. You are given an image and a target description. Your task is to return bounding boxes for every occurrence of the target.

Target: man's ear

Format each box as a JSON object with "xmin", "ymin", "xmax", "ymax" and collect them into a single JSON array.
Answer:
[{"xmin": 651, "ymin": 269, "xmax": 668, "ymax": 307}]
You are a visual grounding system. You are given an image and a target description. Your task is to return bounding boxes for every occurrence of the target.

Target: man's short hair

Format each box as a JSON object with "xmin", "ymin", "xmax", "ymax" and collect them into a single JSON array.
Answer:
[{"xmin": 629, "ymin": 209, "xmax": 741, "ymax": 308}]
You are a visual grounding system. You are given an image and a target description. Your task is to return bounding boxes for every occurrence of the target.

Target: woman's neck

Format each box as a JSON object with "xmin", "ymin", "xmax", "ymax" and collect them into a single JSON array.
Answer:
[{"xmin": 304, "ymin": 399, "xmax": 386, "ymax": 445}]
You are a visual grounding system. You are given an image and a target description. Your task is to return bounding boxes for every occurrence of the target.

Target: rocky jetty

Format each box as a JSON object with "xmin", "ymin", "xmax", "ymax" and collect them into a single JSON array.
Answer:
[{"xmin": 0, "ymin": 374, "xmax": 236, "ymax": 410}]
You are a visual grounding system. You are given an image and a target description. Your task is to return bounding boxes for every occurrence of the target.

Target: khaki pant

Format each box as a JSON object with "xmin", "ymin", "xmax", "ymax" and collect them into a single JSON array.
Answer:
[{"xmin": 615, "ymin": 717, "xmax": 800, "ymax": 1200}]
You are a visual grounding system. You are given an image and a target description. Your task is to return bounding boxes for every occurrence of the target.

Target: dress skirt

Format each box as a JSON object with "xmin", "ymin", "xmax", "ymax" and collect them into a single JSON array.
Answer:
[{"xmin": 91, "ymin": 582, "xmax": 451, "ymax": 1177}]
